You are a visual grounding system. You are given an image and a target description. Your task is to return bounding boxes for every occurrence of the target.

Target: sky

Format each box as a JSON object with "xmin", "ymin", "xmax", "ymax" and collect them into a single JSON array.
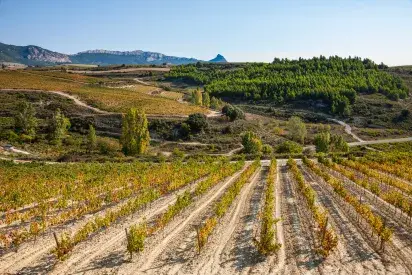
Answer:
[{"xmin": 0, "ymin": 0, "xmax": 411, "ymax": 65}]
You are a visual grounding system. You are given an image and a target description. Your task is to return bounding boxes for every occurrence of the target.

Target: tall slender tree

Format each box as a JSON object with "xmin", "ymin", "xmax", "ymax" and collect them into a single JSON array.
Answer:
[
  {"xmin": 121, "ymin": 108, "xmax": 150, "ymax": 155},
  {"xmin": 202, "ymin": 92, "xmax": 211, "ymax": 107},
  {"xmin": 15, "ymin": 101, "xmax": 38, "ymax": 138},
  {"xmin": 87, "ymin": 124, "xmax": 97, "ymax": 152},
  {"xmin": 49, "ymin": 108, "xmax": 71, "ymax": 145}
]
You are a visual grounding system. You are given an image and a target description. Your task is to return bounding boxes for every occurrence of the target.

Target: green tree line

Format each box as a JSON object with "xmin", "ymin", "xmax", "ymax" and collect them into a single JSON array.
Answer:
[{"xmin": 166, "ymin": 56, "xmax": 408, "ymax": 115}]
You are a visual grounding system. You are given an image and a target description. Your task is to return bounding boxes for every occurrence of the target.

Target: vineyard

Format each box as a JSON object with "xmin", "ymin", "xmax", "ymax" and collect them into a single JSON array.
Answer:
[{"xmin": 1, "ymin": 153, "xmax": 412, "ymax": 274}]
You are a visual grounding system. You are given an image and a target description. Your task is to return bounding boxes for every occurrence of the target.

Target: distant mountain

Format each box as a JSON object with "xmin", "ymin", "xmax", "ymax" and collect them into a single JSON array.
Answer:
[
  {"xmin": 0, "ymin": 43, "xmax": 70, "ymax": 65},
  {"xmin": 209, "ymin": 54, "xmax": 227, "ymax": 63},
  {"xmin": 0, "ymin": 42, "xmax": 227, "ymax": 66}
]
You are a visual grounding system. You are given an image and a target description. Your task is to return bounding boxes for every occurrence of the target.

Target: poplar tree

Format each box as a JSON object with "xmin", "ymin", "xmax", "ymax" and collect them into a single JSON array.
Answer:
[
  {"xmin": 191, "ymin": 89, "xmax": 203, "ymax": 106},
  {"xmin": 202, "ymin": 92, "xmax": 210, "ymax": 107},
  {"xmin": 87, "ymin": 124, "xmax": 97, "ymax": 151},
  {"xmin": 49, "ymin": 108, "xmax": 71, "ymax": 145},
  {"xmin": 121, "ymin": 108, "xmax": 150, "ymax": 155},
  {"xmin": 15, "ymin": 101, "xmax": 38, "ymax": 138}
]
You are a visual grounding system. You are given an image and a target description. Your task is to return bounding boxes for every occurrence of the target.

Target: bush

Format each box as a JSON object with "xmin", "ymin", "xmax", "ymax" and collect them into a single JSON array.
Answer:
[
  {"xmin": 126, "ymin": 223, "xmax": 147, "ymax": 259},
  {"xmin": 186, "ymin": 113, "xmax": 208, "ymax": 133},
  {"xmin": 7, "ymin": 130, "xmax": 19, "ymax": 143},
  {"xmin": 276, "ymin": 141, "xmax": 303, "ymax": 154},
  {"xmin": 172, "ymin": 148, "xmax": 185, "ymax": 160},
  {"xmin": 222, "ymin": 104, "xmax": 245, "ymax": 121},
  {"xmin": 179, "ymin": 122, "xmax": 191, "ymax": 139},
  {"xmin": 262, "ymin": 144, "xmax": 273, "ymax": 155},
  {"xmin": 64, "ymin": 136, "xmax": 81, "ymax": 146},
  {"xmin": 97, "ymin": 137, "xmax": 121, "ymax": 154}
]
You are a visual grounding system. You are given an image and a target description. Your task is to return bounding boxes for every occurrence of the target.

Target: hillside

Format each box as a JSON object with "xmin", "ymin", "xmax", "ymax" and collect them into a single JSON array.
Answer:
[
  {"xmin": 0, "ymin": 42, "xmax": 227, "ymax": 66},
  {"xmin": 166, "ymin": 57, "xmax": 409, "ymax": 116}
]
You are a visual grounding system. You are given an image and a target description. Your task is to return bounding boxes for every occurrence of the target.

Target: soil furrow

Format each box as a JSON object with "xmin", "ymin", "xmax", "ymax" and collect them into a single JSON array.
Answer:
[
  {"xmin": 186, "ymin": 167, "xmax": 262, "ymax": 275},
  {"xmin": 280, "ymin": 163, "xmax": 322, "ymax": 274}
]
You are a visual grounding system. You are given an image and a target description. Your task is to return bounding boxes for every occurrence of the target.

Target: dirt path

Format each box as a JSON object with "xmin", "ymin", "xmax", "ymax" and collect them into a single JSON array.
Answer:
[
  {"xmin": 328, "ymin": 118, "xmax": 364, "ymax": 142},
  {"xmin": 349, "ymin": 137, "xmax": 412, "ymax": 147},
  {"xmin": 0, "ymin": 89, "xmax": 220, "ymax": 118},
  {"xmin": 299, "ymin": 164, "xmax": 390, "ymax": 274}
]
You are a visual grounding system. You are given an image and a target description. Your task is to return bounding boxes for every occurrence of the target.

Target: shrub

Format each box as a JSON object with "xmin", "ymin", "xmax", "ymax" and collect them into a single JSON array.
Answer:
[
  {"xmin": 7, "ymin": 130, "xmax": 19, "ymax": 142},
  {"xmin": 276, "ymin": 141, "xmax": 303, "ymax": 154},
  {"xmin": 222, "ymin": 104, "xmax": 245, "ymax": 121},
  {"xmin": 126, "ymin": 223, "xmax": 147, "ymax": 259},
  {"xmin": 262, "ymin": 144, "xmax": 273, "ymax": 155},
  {"xmin": 97, "ymin": 137, "xmax": 121, "ymax": 154},
  {"xmin": 186, "ymin": 113, "xmax": 208, "ymax": 133}
]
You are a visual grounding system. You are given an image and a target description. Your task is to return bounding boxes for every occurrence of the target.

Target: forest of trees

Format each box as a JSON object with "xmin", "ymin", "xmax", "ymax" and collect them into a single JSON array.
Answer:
[{"xmin": 166, "ymin": 56, "xmax": 409, "ymax": 115}]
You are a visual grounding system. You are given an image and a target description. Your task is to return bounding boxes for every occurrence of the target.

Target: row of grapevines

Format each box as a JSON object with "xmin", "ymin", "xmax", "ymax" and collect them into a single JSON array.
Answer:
[
  {"xmin": 288, "ymin": 159, "xmax": 338, "ymax": 257},
  {"xmin": 337, "ymin": 157, "xmax": 412, "ymax": 196},
  {"xmin": 154, "ymin": 160, "xmax": 244, "ymax": 231},
  {"xmin": 255, "ymin": 159, "xmax": 281, "ymax": 255},
  {"xmin": 322, "ymin": 157, "xmax": 412, "ymax": 218},
  {"xmin": 54, "ymin": 160, "xmax": 243, "ymax": 260},
  {"xmin": 0, "ymin": 159, "xmax": 212, "ymax": 225},
  {"xmin": 362, "ymin": 153, "xmax": 412, "ymax": 182},
  {"xmin": 0, "ymin": 158, "xmax": 219, "ymax": 249},
  {"xmin": 197, "ymin": 160, "xmax": 260, "ymax": 251},
  {"xmin": 127, "ymin": 160, "xmax": 245, "ymax": 256},
  {"xmin": 303, "ymin": 157, "xmax": 392, "ymax": 250}
]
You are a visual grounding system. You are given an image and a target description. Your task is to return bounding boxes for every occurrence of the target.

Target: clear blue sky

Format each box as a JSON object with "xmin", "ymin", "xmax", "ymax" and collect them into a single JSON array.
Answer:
[{"xmin": 0, "ymin": 0, "xmax": 411, "ymax": 65}]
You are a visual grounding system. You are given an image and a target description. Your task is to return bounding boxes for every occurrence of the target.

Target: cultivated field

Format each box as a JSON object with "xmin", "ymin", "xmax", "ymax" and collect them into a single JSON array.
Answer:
[
  {"xmin": 1, "ymin": 152, "xmax": 412, "ymax": 274},
  {"xmin": 0, "ymin": 71, "xmax": 206, "ymax": 116}
]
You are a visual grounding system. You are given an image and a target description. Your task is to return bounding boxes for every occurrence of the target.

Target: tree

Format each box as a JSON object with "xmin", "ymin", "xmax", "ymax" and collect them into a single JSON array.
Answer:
[
  {"xmin": 191, "ymin": 89, "xmax": 203, "ymax": 106},
  {"xmin": 49, "ymin": 108, "xmax": 71, "ymax": 145},
  {"xmin": 202, "ymin": 92, "xmax": 211, "ymax": 107},
  {"xmin": 186, "ymin": 113, "xmax": 208, "ymax": 133},
  {"xmin": 241, "ymin": 131, "xmax": 262, "ymax": 154},
  {"xmin": 287, "ymin": 116, "xmax": 307, "ymax": 144},
  {"xmin": 15, "ymin": 101, "xmax": 38, "ymax": 138},
  {"xmin": 314, "ymin": 131, "xmax": 331, "ymax": 153},
  {"xmin": 330, "ymin": 135, "xmax": 349, "ymax": 152},
  {"xmin": 222, "ymin": 104, "xmax": 245, "ymax": 121},
  {"xmin": 87, "ymin": 125, "xmax": 97, "ymax": 151},
  {"xmin": 121, "ymin": 108, "xmax": 150, "ymax": 155},
  {"xmin": 210, "ymin": 97, "xmax": 221, "ymax": 110}
]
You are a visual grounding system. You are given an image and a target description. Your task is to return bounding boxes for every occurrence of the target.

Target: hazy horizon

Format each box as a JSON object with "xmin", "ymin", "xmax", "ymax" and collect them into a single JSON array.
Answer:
[{"xmin": 1, "ymin": 0, "xmax": 411, "ymax": 66}]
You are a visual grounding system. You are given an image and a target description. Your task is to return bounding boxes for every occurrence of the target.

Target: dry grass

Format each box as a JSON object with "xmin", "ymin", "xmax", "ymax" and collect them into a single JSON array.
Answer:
[{"xmin": 0, "ymin": 71, "xmax": 206, "ymax": 115}]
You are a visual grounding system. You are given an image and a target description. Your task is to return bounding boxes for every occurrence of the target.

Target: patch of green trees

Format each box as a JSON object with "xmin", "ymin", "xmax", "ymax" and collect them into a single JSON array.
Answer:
[{"xmin": 167, "ymin": 56, "xmax": 408, "ymax": 115}]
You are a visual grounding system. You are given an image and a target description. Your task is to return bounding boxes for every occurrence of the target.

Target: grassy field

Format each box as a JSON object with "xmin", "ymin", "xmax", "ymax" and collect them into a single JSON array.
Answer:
[{"xmin": 0, "ymin": 71, "xmax": 206, "ymax": 115}]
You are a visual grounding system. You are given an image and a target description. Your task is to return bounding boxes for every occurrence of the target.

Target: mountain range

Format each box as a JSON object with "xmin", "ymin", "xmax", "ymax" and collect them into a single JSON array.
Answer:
[{"xmin": 0, "ymin": 42, "xmax": 227, "ymax": 66}]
